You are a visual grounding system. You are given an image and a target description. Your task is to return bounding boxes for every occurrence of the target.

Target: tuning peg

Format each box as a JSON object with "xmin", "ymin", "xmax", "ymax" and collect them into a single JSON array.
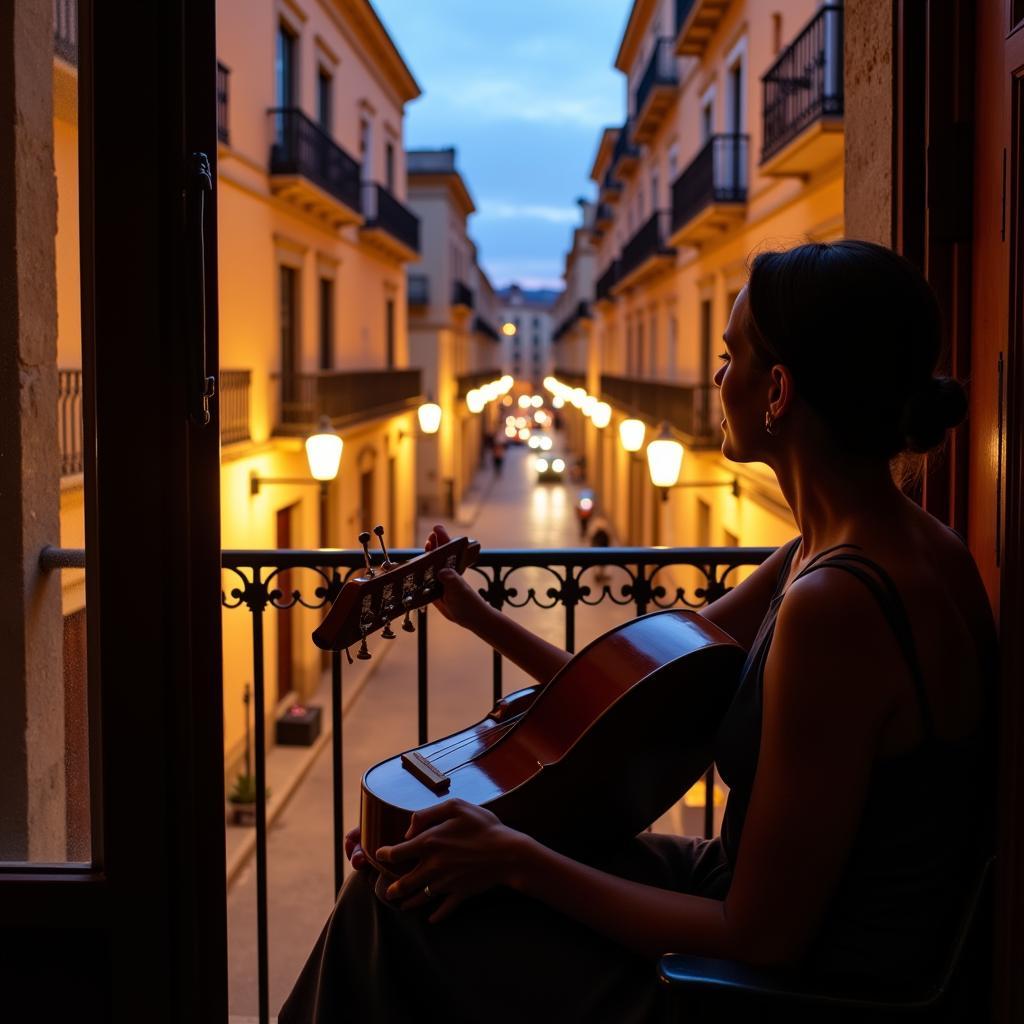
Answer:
[
  {"xmin": 357, "ymin": 633, "xmax": 371, "ymax": 660},
  {"xmin": 373, "ymin": 525, "xmax": 396, "ymax": 570},
  {"xmin": 381, "ymin": 619, "xmax": 396, "ymax": 640},
  {"xmin": 402, "ymin": 609, "xmax": 415, "ymax": 632},
  {"xmin": 358, "ymin": 532, "xmax": 375, "ymax": 577}
]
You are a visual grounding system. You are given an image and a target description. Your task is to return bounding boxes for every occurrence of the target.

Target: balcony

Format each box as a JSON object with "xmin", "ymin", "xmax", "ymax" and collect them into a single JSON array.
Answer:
[
  {"xmin": 57, "ymin": 368, "xmax": 83, "ymax": 477},
  {"xmin": 473, "ymin": 316, "xmax": 501, "ymax": 342},
  {"xmin": 277, "ymin": 368, "xmax": 422, "ymax": 433},
  {"xmin": 760, "ymin": 5, "xmax": 844, "ymax": 177},
  {"xmin": 615, "ymin": 210, "xmax": 675, "ymax": 291},
  {"xmin": 220, "ymin": 369, "xmax": 251, "ymax": 446},
  {"xmin": 670, "ymin": 134, "xmax": 748, "ymax": 247},
  {"xmin": 595, "ymin": 260, "xmax": 621, "ymax": 305},
  {"xmin": 360, "ymin": 182, "xmax": 420, "ymax": 262},
  {"xmin": 595, "ymin": 203, "xmax": 614, "ymax": 229},
  {"xmin": 633, "ymin": 39, "xmax": 679, "ymax": 145},
  {"xmin": 610, "ymin": 119, "xmax": 640, "ymax": 180},
  {"xmin": 553, "ymin": 302, "xmax": 591, "ymax": 341},
  {"xmin": 601, "ymin": 374, "xmax": 721, "ymax": 444},
  {"xmin": 408, "ymin": 273, "xmax": 429, "ymax": 306},
  {"xmin": 457, "ymin": 368, "xmax": 503, "ymax": 397},
  {"xmin": 552, "ymin": 367, "xmax": 587, "ymax": 389},
  {"xmin": 54, "ymin": 0, "xmax": 78, "ymax": 65},
  {"xmin": 599, "ymin": 170, "xmax": 624, "ymax": 205},
  {"xmin": 217, "ymin": 63, "xmax": 229, "ymax": 144},
  {"xmin": 675, "ymin": 0, "xmax": 732, "ymax": 58},
  {"xmin": 267, "ymin": 108, "xmax": 362, "ymax": 226},
  {"xmin": 451, "ymin": 280, "xmax": 474, "ymax": 310}
]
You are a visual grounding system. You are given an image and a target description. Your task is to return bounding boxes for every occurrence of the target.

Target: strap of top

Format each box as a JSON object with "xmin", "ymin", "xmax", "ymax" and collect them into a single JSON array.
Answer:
[{"xmin": 793, "ymin": 550, "xmax": 936, "ymax": 743}]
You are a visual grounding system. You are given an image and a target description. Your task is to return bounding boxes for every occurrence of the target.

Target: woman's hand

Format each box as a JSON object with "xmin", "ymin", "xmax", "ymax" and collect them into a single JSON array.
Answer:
[
  {"xmin": 344, "ymin": 826, "xmax": 368, "ymax": 871},
  {"xmin": 425, "ymin": 524, "xmax": 491, "ymax": 631},
  {"xmin": 375, "ymin": 799, "xmax": 531, "ymax": 923}
]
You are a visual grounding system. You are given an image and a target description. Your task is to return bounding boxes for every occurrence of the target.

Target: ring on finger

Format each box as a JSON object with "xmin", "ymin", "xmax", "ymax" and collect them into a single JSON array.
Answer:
[{"xmin": 423, "ymin": 884, "xmax": 432, "ymax": 898}]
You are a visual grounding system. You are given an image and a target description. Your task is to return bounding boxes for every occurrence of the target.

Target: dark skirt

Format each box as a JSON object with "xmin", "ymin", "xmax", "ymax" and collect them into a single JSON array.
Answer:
[{"xmin": 279, "ymin": 833, "xmax": 731, "ymax": 1024}]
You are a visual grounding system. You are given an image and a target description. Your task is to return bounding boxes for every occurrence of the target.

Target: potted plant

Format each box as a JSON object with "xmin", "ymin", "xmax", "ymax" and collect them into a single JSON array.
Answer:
[{"xmin": 228, "ymin": 683, "xmax": 270, "ymax": 825}]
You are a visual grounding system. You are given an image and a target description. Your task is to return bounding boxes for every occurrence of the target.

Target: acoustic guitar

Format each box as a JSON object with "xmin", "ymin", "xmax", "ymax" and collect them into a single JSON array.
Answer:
[{"xmin": 311, "ymin": 532, "xmax": 745, "ymax": 876}]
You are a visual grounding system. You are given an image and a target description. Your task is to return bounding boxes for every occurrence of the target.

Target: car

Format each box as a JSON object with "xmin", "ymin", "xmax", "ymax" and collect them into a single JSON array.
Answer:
[{"xmin": 534, "ymin": 455, "xmax": 567, "ymax": 482}]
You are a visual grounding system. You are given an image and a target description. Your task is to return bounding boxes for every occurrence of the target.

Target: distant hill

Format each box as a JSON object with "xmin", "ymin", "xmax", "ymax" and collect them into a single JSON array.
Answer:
[{"xmin": 497, "ymin": 285, "xmax": 562, "ymax": 308}]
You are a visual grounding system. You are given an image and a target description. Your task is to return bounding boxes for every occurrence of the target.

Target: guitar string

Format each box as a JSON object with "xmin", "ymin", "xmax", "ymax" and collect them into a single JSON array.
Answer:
[{"xmin": 418, "ymin": 716, "xmax": 522, "ymax": 769}]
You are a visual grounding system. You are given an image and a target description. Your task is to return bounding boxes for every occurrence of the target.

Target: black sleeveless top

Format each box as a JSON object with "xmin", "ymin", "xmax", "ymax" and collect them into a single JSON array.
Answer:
[{"xmin": 713, "ymin": 539, "xmax": 989, "ymax": 979}]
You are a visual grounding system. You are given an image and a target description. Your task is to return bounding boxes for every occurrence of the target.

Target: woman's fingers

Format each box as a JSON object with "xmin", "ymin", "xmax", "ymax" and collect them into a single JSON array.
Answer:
[{"xmin": 404, "ymin": 799, "xmax": 467, "ymax": 838}]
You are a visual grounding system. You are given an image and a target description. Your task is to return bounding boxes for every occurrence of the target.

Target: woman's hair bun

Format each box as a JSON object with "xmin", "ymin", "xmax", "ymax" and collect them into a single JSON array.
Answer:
[{"xmin": 901, "ymin": 376, "xmax": 968, "ymax": 454}]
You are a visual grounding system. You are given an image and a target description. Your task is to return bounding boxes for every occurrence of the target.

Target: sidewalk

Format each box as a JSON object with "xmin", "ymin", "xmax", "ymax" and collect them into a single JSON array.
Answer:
[{"xmin": 226, "ymin": 441, "xmax": 700, "ymax": 1019}]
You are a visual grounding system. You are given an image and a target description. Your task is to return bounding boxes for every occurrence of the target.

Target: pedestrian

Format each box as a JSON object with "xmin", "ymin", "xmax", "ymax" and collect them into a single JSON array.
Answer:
[
  {"xmin": 589, "ymin": 516, "xmax": 612, "ymax": 584},
  {"xmin": 491, "ymin": 439, "xmax": 505, "ymax": 476}
]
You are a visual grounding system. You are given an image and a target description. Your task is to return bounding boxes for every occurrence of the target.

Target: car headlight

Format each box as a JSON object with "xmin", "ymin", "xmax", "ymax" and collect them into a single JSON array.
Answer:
[
  {"xmin": 535, "ymin": 458, "xmax": 549, "ymax": 473},
  {"xmin": 552, "ymin": 458, "xmax": 565, "ymax": 473}
]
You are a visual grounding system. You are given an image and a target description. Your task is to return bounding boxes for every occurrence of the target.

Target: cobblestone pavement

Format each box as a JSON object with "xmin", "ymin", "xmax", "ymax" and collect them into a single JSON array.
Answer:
[{"xmin": 226, "ymin": 441, "xmax": 701, "ymax": 1019}]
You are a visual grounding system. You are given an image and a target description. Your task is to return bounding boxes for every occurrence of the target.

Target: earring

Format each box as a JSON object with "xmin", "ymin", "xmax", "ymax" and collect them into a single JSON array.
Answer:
[{"xmin": 764, "ymin": 410, "xmax": 777, "ymax": 436}]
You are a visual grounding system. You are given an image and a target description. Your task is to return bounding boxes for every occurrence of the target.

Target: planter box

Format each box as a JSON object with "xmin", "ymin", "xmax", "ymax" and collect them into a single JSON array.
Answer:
[{"xmin": 276, "ymin": 704, "xmax": 322, "ymax": 746}]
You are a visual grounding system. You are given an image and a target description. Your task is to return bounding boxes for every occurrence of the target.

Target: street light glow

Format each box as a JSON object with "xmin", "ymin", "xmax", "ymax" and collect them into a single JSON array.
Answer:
[
  {"xmin": 619, "ymin": 418, "xmax": 646, "ymax": 452},
  {"xmin": 305, "ymin": 417, "xmax": 343, "ymax": 481},
  {"xmin": 502, "ymin": 322, "xmax": 517, "ymax": 336},
  {"xmin": 417, "ymin": 401, "xmax": 442, "ymax": 435},
  {"xmin": 647, "ymin": 424, "xmax": 685, "ymax": 487},
  {"xmin": 591, "ymin": 401, "xmax": 612, "ymax": 428}
]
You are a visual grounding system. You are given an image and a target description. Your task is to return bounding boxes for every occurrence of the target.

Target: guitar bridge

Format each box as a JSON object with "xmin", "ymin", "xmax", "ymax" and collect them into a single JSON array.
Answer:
[{"xmin": 401, "ymin": 751, "xmax": 451, "ymax": 793}]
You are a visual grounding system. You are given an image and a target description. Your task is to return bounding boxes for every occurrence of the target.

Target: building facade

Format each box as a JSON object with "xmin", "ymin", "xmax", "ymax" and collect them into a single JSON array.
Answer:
[
  {"xmin": 568, "ymin": 0, "xmax": 844, "ymax": 557},
  {"xmin": 499, "ymin": 285, "xmax": 558, "ymax": 387}
]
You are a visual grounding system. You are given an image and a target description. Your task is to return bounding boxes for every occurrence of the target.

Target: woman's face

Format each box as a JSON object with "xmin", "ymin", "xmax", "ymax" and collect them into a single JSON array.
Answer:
[{"xmin": 715, "ymin": 287, "xmax": 773, "ymax": 463}]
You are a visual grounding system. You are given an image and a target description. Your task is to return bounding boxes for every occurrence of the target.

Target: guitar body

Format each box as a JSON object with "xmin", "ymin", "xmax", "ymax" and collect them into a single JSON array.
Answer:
[{"xmin": 360, "ymin": 608, "xmax": 744, "ymax": 873}]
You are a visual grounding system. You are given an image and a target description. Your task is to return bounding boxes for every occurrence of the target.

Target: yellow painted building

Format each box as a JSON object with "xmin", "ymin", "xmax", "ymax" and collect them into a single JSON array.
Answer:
[{"xmin": 562, "ymin": 0, "xmax": 844, "ymax": 565}]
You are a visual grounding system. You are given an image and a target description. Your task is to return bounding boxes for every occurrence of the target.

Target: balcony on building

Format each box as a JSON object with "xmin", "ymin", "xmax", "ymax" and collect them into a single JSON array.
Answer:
[
  {"xmin": 595, "ymin": 259, "xmax": 621, "ymax": 305},
  {"xmin": 267, "ymin": 108, "xmax": 362, "ymax": 227},
  {"xmin": 277, "ymin": 368, "xmax": 422, "ymax": 434},
  {"xmin": 595, "ymin": 203, "xmax": 614, "ymax": 229},
  {"xmin": 54, "ymin": 0, "xmax": 78, "ymax": 65},
  {"xmin": 669, "ymin": 134, "xmax": 749, "ymax": 247},
  {"xmin": 360, "ymin": 182, "xmax": 420, "ymax": 262},
  {"xmin": 760, "ymin": 5, "xmax": 844, "ymax": 177},
  {"xmin": 615, "ymin": 210, "xmax": 675, "ymax": 291},
  {"xmin": 220, "ymin": 369, "xmax": 251, "ymax": 446},
  {"xmin": 57, "ymin": 368, "xmax": 83, "ymax": 477},
  {"xmin": 473, "ymin": 316, "xmax": 501, "ymax": 342},
  {"xmin": 457, "ymin": 368, "xmax": 503, "ymax": 398},
  {"xmin": 553, "ymin": 367, "xmax": 587, "ymax": 390},
  {"xmin": 216, "ymin": 63, "xmax": 230, "ymax": 144},
  {"xmin": 408, "ymin": 273, "xmax": 429, "ymax": 307},
  {"xmin": 633, "ymin": 39, "xmax": 679, "ymax": 145},
  {"xmin": 601, "ymin": 375, "xmax": 721, "ymax": 446},
  {"xmin": 599, "ymin": 170, "xmax": 624, "ymax": 205},
  {"xmin": 451, "ymin": 280, "xmax": 474, "ymax": 310},
  {"xmin": 675, "ymin": 0, "xmax": 732, "ymax": 58},
  {"xmin": 610, "ymin": 119, "xmax": 640, "ymax": 180},
  {"xmin": 553, "ymin": 301, "xmax": 591, "ymax": 342}
]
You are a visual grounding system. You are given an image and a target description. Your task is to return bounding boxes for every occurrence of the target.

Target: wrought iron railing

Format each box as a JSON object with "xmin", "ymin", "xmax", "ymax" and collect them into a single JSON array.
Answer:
[
  {"xmin": 220, "ymin": 369, "xmax": 251, "ymax": 445},
  {"xmin": 407, "ymin": 273, "xmax": 429, "ymax": 305},
  {"xmin": 268, "ymin": 108, "xmax": 361, "ymax": 214},
  {"xmin": 596, "ymin": 259, "xmax": 621, "ymax": 302},
  {"xmin": 451, "ymin": 280, "xmax": 474, "ymax": 309},
  {"xmin": 601, "ymin": 374, "xmax": 720, "ymax": 442},
  {"xmin": 595, "ymin": 203, "xmax": 614, "ymax": 227},
  {"xmin": 217, "ymin": 63, "xmax": 230, "ymax": 144},
  {"xmin": 610, "ymin": 119, "xmax": 639, "ymax": 178},
  {"xmin": 620, "ymin": 210, "xmax": 674, "ymax": 281},
  {"xmin": 634, "ymin": 38, "xmax": 678, "ymax": 122},
  {"xmin": 54, "ymin": 0, "xmax": 78, "ymax": 65},
  {"xmin": 552, "ymin": 368, "xmax": 586, "ymax": 389},
  {"xmin": 279, "ymin": 368, "xmax": 422, "ymax": 430},
  {"xmin": 58, "ymin": 368, "xmax": 83, "ymax": 477},
  {"xmin": 456, "ymin": 368, "xmax": 503, "ymax": 397},
  {"xmin": 600, "ymin": 170, "xmax": 623, "ymax": 201},
  {"xmin": 361, "ymin": 182, "xmax": 420, "ymax": 254},
  {"xmin": 473, "ymin": 316, "xmax": 501, "ymax": 342},
  {"xmin": 671, "ymin": 134, "xmax": 749, "ymax": 235},
  {"xmin": 761, "ymin": 5, "xmax": 844, "ymax": 163},
  {"xmin": 553, "ymin": 301, "xmax": 591, "ymax": 341}
]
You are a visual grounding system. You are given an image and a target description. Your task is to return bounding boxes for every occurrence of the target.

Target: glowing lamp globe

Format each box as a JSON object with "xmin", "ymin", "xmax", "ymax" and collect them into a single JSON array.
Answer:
[
  {"xmin": 501, "ymin": 375, "xmax": 514, "ymax": 390},
  {"xmin": 502, "ymin": 322, "xmax": 517, "ymax": 337},
  {"xmin": 417, "ymin": 401, "xmax": 442, "ymax": 435},
  {"xmin": 581, "ymin": 395, "xmax": 598, "ymax": 417},
  {"xmin": 619, "ymin": 418, "xmax": 646, "ymax": 453},
  {"xmin": 553, "ymin": 396, "xmax": 565, "ymax": 409},
  {"xmin": 571, "ymin": 388, "xmax": 587, "ymax": 409},
  {"xmin": 591, "ymin": 401, "xmax": 612, "ymax": 429},
  {"xmin": 466, "ymin": 389, "xmax": 486, "ymax": 414},
  {"xmin": 305, "ymin": 418, "xmax": 343, "ymax": 481},
  {"xmin": 646, "ymin": 424, "xmax": 684, "ymax": 488}
]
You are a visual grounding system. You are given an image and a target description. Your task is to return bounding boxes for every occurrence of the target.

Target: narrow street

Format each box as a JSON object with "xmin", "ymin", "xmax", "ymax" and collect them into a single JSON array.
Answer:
[{"xmin": 226, "ymin": 439, "xmax": 697, "ymax": 1020}]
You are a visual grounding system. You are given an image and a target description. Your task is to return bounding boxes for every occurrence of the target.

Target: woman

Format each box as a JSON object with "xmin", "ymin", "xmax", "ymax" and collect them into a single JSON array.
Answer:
[{"xmin": 281, "ymin": 241, "xmax": 996, "ymax": 1023}]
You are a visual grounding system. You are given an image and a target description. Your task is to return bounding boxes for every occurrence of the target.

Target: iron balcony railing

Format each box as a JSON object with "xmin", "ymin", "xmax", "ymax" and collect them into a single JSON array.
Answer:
[
  {"xmin": 620, "ymin": 210, "xmax": 674, "ymax": 282},
  {"xmin": 595, "ymin": 203, "xmax": 614, "ymax": 227},
  {"xmin": 676, "ymin": 0, "xmax": 696, "ymax": 33},
  {"xmin": 451, "ymin": 280, "xmax": 474, "ymax": 309},
  {"xmin": 610, "ymin": 119, "xmax": 640, "ymax": 178},
  {"xmin": 552, "ymin": 368, "xmax": 586, "ymax": 389},
  {"xmin": 457, "ymin": 368, "xmax": 503, "ymax": 397},
  {"xmin": 553, "ymin": 302, "xmax": 591, "ymax": 342},
  {"xmin": 600, "ymin": 170, "xmax": 623, "ymax": 202},
  {"xmin": 634, "ymin": 38, "xmax": 678, "ymax": 123},
  {"xmin": 761, "ymin": 5, "xmax": 844, "ymax": 163},
  {"xmin": 601, "ymin": 374, "xmax": 721, "ymax": 442},
  {"xmin": 217, "ymin": 63, "xmax": 230, "ymax": 144},
  {"xmin": 54, "ymin": 0, "xmax": 78, "ymax": 65},
  {"xmin": 671, "ymin": 134, "xmax": 749, "ymax": 235},
  {"xmin": 473, "ymin": 316, "xmax": 501, "ymax": 342},
  {"xmin": 268, "ymin": 108, "xmax": 361, "ymax": 214},
  {"xmin": 407, "ymin": 274, "xmax": 429, "ymax": 306},
  {"xmin": 220, "ymin": 369, "xmax": 251, "ymax": 446},
  {"xmin": 596, "ymin": 260, "xmax": 621, "ymax": 302},
  {"xmin": 57, "ymin": 368, "xmax": 83, "ymax": 477},
  {"xmin": 361, "ymin": 182, "xmax": 420, "ymax": 254},
  {"xmin": 279, "ymin": 368, "xmax": 422, "ymax": 430}
]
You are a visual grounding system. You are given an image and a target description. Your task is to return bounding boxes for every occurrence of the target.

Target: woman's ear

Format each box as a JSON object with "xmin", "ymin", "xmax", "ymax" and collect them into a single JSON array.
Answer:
[{"xmin": 768, "ymin": 364, "xmax": 794, "ymax": 419}]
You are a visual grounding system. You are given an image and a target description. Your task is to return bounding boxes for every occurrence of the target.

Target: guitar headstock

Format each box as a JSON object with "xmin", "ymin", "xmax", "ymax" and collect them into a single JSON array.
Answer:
[{"xmin": 312, "ymin": 532, "xmax": 480, "ymax": 655}]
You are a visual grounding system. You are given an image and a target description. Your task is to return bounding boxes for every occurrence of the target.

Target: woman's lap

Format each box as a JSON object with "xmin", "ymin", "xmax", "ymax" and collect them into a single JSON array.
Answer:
[{"xmin": 279, "ymin": 833, "xmax": 730, "ymax": 1024}]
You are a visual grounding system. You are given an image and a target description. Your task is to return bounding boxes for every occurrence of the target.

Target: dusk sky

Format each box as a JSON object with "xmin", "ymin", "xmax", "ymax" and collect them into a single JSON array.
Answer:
[{"xmin": 372, "ymin": 0, "xmax": 630, "ymax": 290}]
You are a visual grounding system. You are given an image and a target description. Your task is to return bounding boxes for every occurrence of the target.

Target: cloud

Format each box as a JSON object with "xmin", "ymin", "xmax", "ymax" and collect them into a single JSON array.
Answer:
[{"xmin": 477, "ymin": 200, "xmax": 581, "ymax": 224}]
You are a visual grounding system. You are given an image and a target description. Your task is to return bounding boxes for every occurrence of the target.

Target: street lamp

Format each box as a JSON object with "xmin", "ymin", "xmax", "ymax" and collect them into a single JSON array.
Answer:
[
  {"xmin": 590, "ymin": 401, "xmax": 612, "ymax": 429},
  {"xmin": 250, "ymin": 415, "xmax": 342, "ymax": 546},
  {"xmin": 644, "ymin": 421, "xmax": 739, "ymax": 502},
  {"xmin": 417, "ymin": 398, "xmax": 442, "ymax": 435},
  {"xmin": 619, "ymin": 418, "xmax": 646, "ymax": 453}
]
